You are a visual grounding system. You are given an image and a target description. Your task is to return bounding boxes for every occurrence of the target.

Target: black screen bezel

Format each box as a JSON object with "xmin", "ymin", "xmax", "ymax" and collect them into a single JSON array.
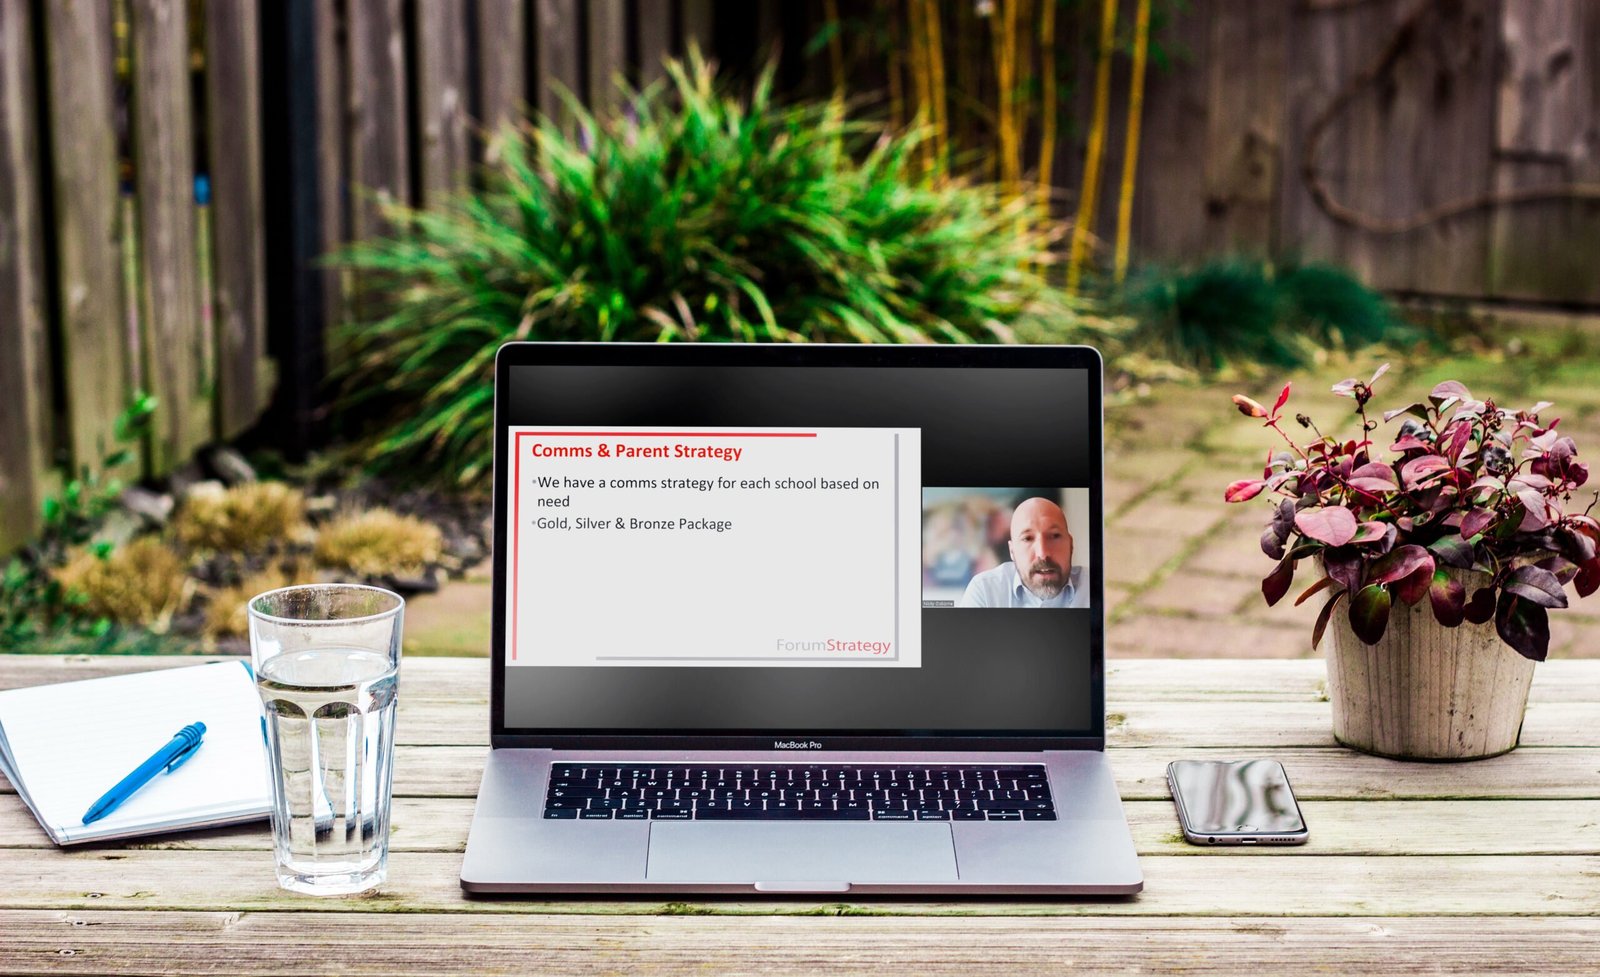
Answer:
[{"xmin": 488, "ymin": 342, "xmax": 1106, "ymax": 751}]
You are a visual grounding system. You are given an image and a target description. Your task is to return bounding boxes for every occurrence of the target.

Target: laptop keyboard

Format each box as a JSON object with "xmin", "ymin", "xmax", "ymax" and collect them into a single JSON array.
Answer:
[{"xmin": 543, "ymin": 764, "xmax": 1055, "ymax": 822}]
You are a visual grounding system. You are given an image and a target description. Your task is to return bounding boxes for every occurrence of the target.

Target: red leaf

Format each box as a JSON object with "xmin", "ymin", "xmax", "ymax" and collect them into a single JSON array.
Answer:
[
  {"xmin": 1348, "ymin": 477, "xmax": 1399, "ymax": 494},
  {"xmin": 1370, "ymin": 544, "xmax": 1433, "ymax": 586},
  {"xmin": 1225, "ymin": 479, "xmax": 1268, "ymax": 503},
  {"xmin": 1391, "ymin": 435, "xmax": 1432, "ymax": 452},
  {"xmin": 1262, "ymin": 557, "xmax": 1296, "ymax": 607},
  {"xmin": 1294, "ymin": 507, "xmax": 1359, "ymax": 547},
  {"xmin": 1233, "ymin": 395, "xmax": 1268, "ymax": 418},
  {"xmin": 1294, "ymin": 575, "xmax": 1335, "ymax": 607},
  {"xmin": 1577, "ymin": 558, "xmax": 1600, "ymax": 599},
  {"xmin": 1459, "ymin": 507, "xmax": 1495, "ymax": 539},
  {"xmin": 1463, "ymin": 587, "xmax": 1496, "ymax": 625},
  {"xmin": 1401, "ymin": 454, "xmax": 1452, "ymax": 489},
  {"xmin": 1271, "ymin": 383, "xmax": 1292, "ymax": 419},
  {"xmin": 1430, "ymin": 380, "xmax": 1472, "ymax": 407},
  {"xmin": 1429, "ymin": 569, "xmax": 1466, "ymax": 627},
  {"xmin": 1368, "ymin": 363, "xmax": 1390, "ymax": 386},
  {"xmin": 1348, "ymin": 584, "xmax": 1392, "ymax": 645},
  {"xmin": 1312, "ymin": 591, "xmax": 1346, "ymax": 652},
  {"xmin": 1395, "ymin": 564, "xmax": 1434, "ymax": 605},
  {"xmin": 1349, "ymin": 520, "xmax": 1391, "ymax": 545}
]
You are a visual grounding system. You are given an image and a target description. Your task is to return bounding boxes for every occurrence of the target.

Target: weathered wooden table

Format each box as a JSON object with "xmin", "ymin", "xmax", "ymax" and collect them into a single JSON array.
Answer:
[{"xmin": 2, "ymin": 654, "xmax": 1597, "ymax": 975}]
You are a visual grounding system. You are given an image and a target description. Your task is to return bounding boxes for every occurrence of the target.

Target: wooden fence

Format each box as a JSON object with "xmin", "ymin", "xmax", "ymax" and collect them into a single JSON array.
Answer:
[
  {"xmin": 1058, "ymin": 0, "xmax": 1600, "ymax": 305},
  {"xmin": 0, "ymin": 0, "xmax": 719, "ymax": 556}
]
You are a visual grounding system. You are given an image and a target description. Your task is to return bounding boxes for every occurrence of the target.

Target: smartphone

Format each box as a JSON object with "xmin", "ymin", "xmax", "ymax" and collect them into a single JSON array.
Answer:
[{"xmin": 1167, "ymin": 759, "xmax": 1309, "ymax": 846}]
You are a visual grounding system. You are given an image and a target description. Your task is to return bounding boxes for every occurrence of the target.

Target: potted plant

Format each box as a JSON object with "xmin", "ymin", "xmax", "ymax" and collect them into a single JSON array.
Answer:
[{"xmin": 1226, "ymin": 366, "xmax": 1599, "ymax": 760}]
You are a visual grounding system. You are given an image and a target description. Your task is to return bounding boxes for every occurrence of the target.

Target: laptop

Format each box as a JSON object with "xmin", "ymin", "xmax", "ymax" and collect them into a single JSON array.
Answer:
[{"xmin": 460, "ymin": 342, "xmax": 1142, "ymax": 895}]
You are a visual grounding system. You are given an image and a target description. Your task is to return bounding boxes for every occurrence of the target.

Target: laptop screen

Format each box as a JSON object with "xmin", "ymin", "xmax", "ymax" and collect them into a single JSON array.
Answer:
[{"xmin": 491, "ymin": 344, "xmax": 1103, "ymax": 743}]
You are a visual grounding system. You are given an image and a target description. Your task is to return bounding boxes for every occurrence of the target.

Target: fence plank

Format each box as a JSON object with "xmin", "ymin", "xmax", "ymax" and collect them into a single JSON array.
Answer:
[
  {"xmin": 475, "ymin": 0, "xmax": 525, "ymax": 165},
  {"xmin": 634, "ymin": 0, "xmax": 674, "ymax": 89},
  {"xmin": 534, "ymin": 0, "xmax": 581, "ymax": 128},
  {"xmin": 1200, "ymin": 0, "xmax": 1285, "ymax": 255},
  {"xmin": 348, "ymin": 0, "xmax": 410, "ymax": 239},
  {"xmin": 314, "ymin": 0, "xmax": 346, "ymax": 335},
  {"xmin": 586, "ymin": 0, "xmax": 627, "ymax": 114},
  {"xmin": 417, "ymin": 0, "xmax": 471, "ymax": 198},
  {"xmin": 206, "ymin": 0, "xmax": 272, "ymax": 439},
  {"xmin": 41, "ymin": 0, "xmax": 128, "ymax": 476},
  {"xmin": 1279, "ymin": 0, "xmax": 1496, "ymax": 297},
  {"xmin": 681, "ymin": 0, "xmax": 713, "ymax": 57},
  {"xmin": 0, "ymin": 0, "xmax": 55, "ymax": 554},
  {"xmin": 131, "ymin": 0, "xmax": 208, "ymax": 470},
  {"xmin": 1490, "ymin": 0, "xmax": 1600, "ymax": 305}
]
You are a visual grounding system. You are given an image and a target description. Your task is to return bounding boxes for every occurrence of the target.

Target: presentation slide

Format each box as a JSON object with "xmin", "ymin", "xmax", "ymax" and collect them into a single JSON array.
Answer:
[{"xmin": 505, "ymin": 426, "xmax": 922, "ymax": 667}]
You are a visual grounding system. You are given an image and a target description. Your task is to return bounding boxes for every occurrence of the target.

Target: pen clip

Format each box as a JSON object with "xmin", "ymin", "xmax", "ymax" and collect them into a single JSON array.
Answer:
[{"xmin": 165, "ymin": 726, "xmax": 205, "ymax": 774}]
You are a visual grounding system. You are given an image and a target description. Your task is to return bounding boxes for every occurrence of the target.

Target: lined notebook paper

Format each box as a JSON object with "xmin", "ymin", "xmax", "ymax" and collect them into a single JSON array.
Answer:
[{"xmin": 0, "ymin": 661, "xmax": 271, "ymax": 845}]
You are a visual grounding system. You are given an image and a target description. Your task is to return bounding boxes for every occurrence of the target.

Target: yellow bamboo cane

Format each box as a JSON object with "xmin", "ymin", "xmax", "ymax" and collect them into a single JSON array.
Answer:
[
  {"xmin": 993, "ymin": 0, "xmax": 1020, "ymax": 202},
  {"xmin": 1037, "ymin": 0, "xmax": 1058, "ymax": 221},
  {"xmin": 926, "ymin": 2, "xmax": 949, "ymax": 177},
  {"xmin": 824, "ymin": 0, "xmax": 846, "ymax": 99},
  {"xmin": 1067, "ymin": 0, "xmax": 1119, "ymax": 295},
  {"xmin": 1114, "ymin": 0, "xmax": 1152, "ymax": 283}
]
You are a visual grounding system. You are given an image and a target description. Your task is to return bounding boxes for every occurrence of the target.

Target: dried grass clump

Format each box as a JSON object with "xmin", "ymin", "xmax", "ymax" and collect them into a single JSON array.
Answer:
[
  {"xmin": 175, "ymin": 482, "xmax": 306, "ymax": 552},
  {"xmin": 55, "ymin": 538, "xmax": 188, "ymax": 626},
  {"xmin": 313, "ymin": 509, "xmax": 443, "ymax": 577},
  {"xmin": 202, "ymin": 564, "xmax": 303, "ymax": 638}
]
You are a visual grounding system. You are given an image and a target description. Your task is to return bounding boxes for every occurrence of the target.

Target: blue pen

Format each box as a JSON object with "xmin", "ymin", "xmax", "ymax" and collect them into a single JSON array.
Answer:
[{"xmin": 81, "ymin": 722, "xmax": 207, "ymax": 825}]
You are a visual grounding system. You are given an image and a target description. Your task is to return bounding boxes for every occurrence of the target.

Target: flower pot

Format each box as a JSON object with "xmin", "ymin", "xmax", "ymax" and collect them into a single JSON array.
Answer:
[{"xmin": 1324, "ymin": 576, "xmax": 1536, "ymax": 761}]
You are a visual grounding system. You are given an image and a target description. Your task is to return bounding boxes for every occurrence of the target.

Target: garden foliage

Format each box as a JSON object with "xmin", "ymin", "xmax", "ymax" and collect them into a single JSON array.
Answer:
[{"xmin": 332, "ymin": 52, "xmax": 1095, "ymax": 487}]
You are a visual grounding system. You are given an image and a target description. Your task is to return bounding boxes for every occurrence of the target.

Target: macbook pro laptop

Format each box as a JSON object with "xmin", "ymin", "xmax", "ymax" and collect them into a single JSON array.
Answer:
[{"xmin": 460, "ymin": 342, "xmax": 1142, "ymax": 895}]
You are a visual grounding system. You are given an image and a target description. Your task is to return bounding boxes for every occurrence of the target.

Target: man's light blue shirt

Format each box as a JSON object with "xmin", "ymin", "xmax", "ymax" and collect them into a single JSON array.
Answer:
[{"xmin": 957, "ymin": 562, "xmax": 1087, "ymax": 608}]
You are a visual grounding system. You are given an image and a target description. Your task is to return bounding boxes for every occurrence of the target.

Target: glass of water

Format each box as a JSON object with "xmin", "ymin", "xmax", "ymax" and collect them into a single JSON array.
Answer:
[{"xmin": 248, "ymin": 584, "xmax": 403, "ymax": 895}]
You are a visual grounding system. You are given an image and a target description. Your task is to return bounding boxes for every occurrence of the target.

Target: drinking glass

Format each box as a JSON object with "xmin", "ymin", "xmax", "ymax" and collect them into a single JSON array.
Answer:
[{"xmin": 248, "ymin": 584, "xmax": 403, "ymax": 895}]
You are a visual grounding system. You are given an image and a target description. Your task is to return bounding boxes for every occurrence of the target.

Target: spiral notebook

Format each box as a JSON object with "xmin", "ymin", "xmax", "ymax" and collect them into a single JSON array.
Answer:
[{"xmin": 0, "ymin": 661, "xmax": 271, "ymax": 845}]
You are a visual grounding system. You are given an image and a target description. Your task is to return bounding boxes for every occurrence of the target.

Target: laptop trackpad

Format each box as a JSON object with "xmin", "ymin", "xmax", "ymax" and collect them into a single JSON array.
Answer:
[{"xmin": 646, "ymin": 822, "xmax": 958, "ymax": 884}]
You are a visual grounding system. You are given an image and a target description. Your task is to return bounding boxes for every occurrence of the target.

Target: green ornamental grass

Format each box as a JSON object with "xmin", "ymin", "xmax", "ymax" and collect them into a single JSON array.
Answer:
[{"xmin": 332, "ymin": 52, "xmax": 1098, "ymax": 488}]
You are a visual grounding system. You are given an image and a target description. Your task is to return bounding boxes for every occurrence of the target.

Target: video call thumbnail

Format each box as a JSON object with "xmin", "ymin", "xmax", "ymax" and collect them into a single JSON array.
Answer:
[{"xmin": 921, "ymin": 487, "xmax": 1091, "ymax": 609}]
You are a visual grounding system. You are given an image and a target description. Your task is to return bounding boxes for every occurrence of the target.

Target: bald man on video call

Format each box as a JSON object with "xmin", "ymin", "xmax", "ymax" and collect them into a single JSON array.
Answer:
[{"xmin": 956, "ymin": 496, "xmax": 1087, "ymax": 608}]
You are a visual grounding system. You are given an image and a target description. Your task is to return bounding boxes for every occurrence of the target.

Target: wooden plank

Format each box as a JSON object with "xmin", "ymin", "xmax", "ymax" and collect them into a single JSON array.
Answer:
[
  {"xmin": 205, "ymin": 0, "xmax": 271, "ymax": 438},
  {"xmin": 41, "ymin": 0, "xmax": 128, "ymax": 476},
  {"xmin": 347, "ymin": 0, "xmax": 410, "ymax": 239},
  {"xmin": 3, "ymin": 848, "xmax": 1600, "ymax": 915},
  {"xmin": 1130, "ymin": 0, "xmax": 1212, "ymax": 263},
  {"xmin": 681, "ymin": 0, "xmax": 713, "ymax": 57},
  {"xmin": 1279, "ymin": 0, "xmax": 1497, "ymax": 297},
  {"xmin": 0, "ymin": 0, "xmax": 56, "ymax": 555},
  {"xmin": 586, "ymin": 0, "xmax": 627, "ymax": 114},
  {"xmin": 314, "ymin": 0, "xmax": 346, "ymax": 331},
  {"xmin": 5, "ymin": 655, "xmax": 1597, "ymax": 707},
  {"xmin": 634, "ymin": 0, "xmax": 674, "ymax": 89},
  {"xmin": 130, "ymin": 0, "xmax": 208, "ymax": 469},
  {"xmin": 1489, "ymin": 0, "xmax": 1600, "ymax": 304},
  {"xmin": 416, "ymin": 0, "xmax": 471, "ymax": 200},
  {"xmin": 8, "ymin": 796, "xmax": 1600, "ymax": 858},
  {"xmin": 4, "ymin": 912, "xmax": 1600, "ymax": 977},
  {"xmin": 534, "ymin": 0, "xmax": 582, "ymax": 126},
  {"xmin": 1200, "ymin": 0, "xmax": 1285, "ymax": 254},
  {"xmin": 474, "ymin": 0, "xmax": 525, "ymax": 165}
]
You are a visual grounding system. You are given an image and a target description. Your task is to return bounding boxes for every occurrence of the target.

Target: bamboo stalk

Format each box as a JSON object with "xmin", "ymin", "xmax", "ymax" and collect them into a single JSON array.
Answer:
[
  {"xmin": 925, "ymin": 1, "xmax": 948, "ymax": 177},
  {"xmin": 824, "ymin": 0, "xmax": 845, "ymax": 98},
  {"xmin": 1114, "ymin": 0, "xmax": 1152, "ymax": 283},
  {"xmin": 993, "ymin": 0, "xmax": 1019, "ymax": 202},
  {"xmin": 1067, "ymin": 0, "xmax": 1119, "ymax": 295},
  {"xmin": 908, "ymin": 0, "xmax": 933, "ymax": 173},
  {"xmin": 1037, "ymin": 0, "xmax": 1058, "ymax": 220},
  {"xmin": 887, "ymin": 0, "xmax": 904, "ymax": 130}
]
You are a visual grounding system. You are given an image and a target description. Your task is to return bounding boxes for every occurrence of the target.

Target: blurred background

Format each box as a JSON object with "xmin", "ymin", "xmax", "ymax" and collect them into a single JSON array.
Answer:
[{"xmin": 3, "ymin": 0, "xmax": 1598, "ymax": 657}]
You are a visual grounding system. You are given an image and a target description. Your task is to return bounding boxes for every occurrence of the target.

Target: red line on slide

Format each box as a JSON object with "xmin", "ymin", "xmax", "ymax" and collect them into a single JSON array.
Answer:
[{"xmin": 519, "ymin": 431, "xmax": 816, "ymax": 437}]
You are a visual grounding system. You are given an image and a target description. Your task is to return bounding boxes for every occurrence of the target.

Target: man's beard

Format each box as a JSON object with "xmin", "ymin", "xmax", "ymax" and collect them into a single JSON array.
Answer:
[{"xmin": 1023, "ymin": 559, "xmax": 1066, "ymax": 599}]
